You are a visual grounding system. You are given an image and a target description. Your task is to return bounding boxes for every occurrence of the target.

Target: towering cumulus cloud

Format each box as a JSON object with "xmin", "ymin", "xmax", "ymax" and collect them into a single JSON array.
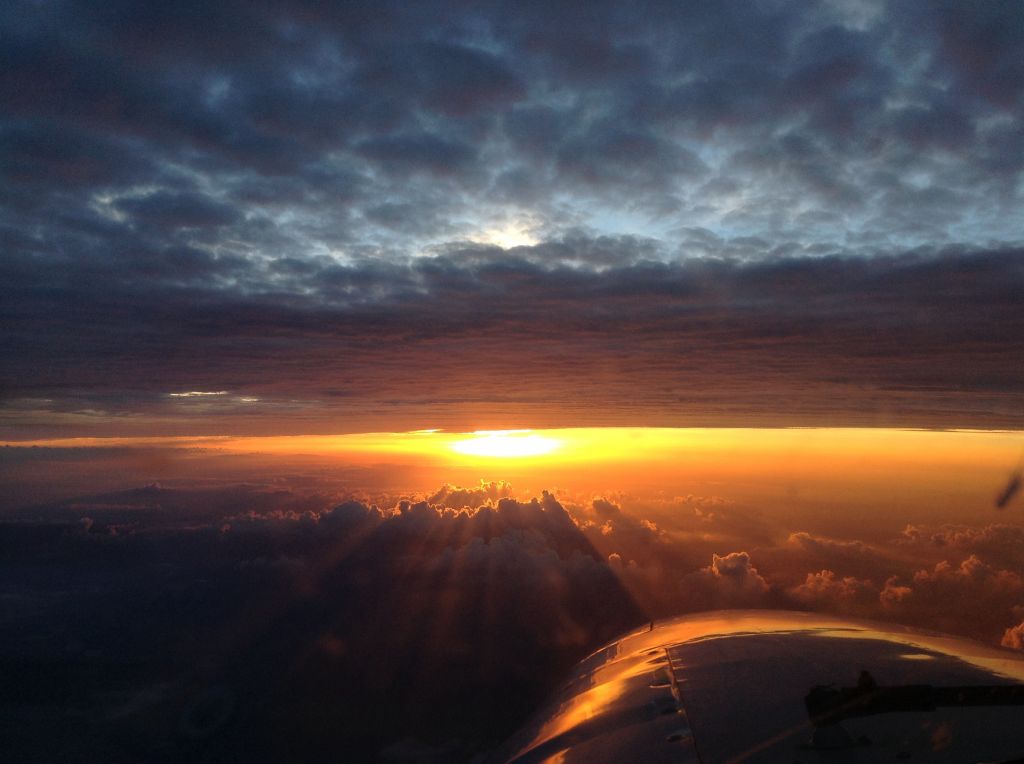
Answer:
[{"xmin": 1, "ymin": 483, "xmax": 647, "ymax": 761}]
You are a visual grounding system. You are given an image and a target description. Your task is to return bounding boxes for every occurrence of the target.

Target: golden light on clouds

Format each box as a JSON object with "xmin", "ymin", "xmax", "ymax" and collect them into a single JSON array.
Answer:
[
  {"xmin": 7, "ymin": 427, "xmax": 1021, "ymax": 471},
  {"xmin": 4, "ymin": 427, "xmax": 1022, "ymax": 533},
  {"xmin": 8, "ymin": 429, "xmax": 1021, "ymax": 510},
  {"xmin": 450, "ymin": 430, "xmax": 561, "ymax": 458}
]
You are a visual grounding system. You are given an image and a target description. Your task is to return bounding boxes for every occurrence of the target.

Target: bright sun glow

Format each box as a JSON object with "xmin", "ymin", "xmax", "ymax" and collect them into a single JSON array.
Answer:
[
  {"xmin": 451, "ymin": 430, "xmax": 561, "ymax": 458},
  {"xmin": 478, "ymin": 222, "xmax": 538, "ymax": 249}
]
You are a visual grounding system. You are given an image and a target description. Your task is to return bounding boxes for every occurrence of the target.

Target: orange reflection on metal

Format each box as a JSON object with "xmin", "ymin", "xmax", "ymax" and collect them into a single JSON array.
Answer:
[{"xmin": 525, "ymin": 657, "xmax": 655, "ymax": 753}]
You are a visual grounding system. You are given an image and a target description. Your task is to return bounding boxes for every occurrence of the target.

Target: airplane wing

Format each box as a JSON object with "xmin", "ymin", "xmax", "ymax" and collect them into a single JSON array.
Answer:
[{"xmin": 492, "ymin": 610, "xmax": 1024, "ymax": 763}]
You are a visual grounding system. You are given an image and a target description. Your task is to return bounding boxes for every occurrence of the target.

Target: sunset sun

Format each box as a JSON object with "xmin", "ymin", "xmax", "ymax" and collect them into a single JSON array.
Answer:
[{"xmin": 451, "ymin": 430, "xmax": 561, "ymax": 458}]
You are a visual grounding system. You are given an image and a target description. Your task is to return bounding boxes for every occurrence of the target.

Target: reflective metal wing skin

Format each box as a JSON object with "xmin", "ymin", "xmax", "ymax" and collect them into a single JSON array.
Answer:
[{"xmin": 493, "ymin": 610, "xmax": 1024, "ymax": 763}]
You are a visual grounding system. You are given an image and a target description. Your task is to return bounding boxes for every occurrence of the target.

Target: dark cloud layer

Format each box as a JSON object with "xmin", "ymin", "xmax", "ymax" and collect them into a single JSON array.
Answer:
[
  {"xmin": 2, "ymin": 0, "xmax": 1023, "ymax": 435},
  {"xmin": 3, "ymin": 245, "xmax": 1023, "ymax": 435}
]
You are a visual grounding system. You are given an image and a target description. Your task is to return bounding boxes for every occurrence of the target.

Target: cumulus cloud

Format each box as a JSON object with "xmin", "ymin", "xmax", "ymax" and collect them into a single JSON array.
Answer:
[
  {"xmin": 788, "ymin": 531, "xmax": 868, "ymax": 555},
  {"xmin": 425, "ymin": 480, "xmax": 514, "ymax": 510},
  {"xmin": 708, "ymin": 552, "xmax": 770, "ymax": 592},
  {"xmin": 912, "ymin": 555, "xmax": 1023, "ymax": 593},
  {"xmin": 678, "ymin": 551, "xmax": 773, "ymax": 610},
  {"xmin": 583, "ymin": 496, "xmax": 662, "ymax": 540},
  {"xmin": 774, "ymin": 529, "xmax": 897, "ymax": 584},
  {"xmin": 576, "ymin": 497, "xmax": 677, "ymax": 566},
  {"xmin": 1001, "ymin": 622, "xmax": 1024, "ymax": 650},
  {"xmin": 880, "ymin": 576, "xmax": 915, "ymax": 608},
  {"xmin": 789, "ymin": 569, "xmax": 876, "ymax": 609},
  {"xmin": 893, "ymin": 523, "xmax": 1024, "ymax": 578},
  {"xmin": 879, "ymin": 555, "xmax": 1024, "ymax": 640},
  {"xmin": 898, "ymin": 524, "xmax": 922, "ymax": 543}
]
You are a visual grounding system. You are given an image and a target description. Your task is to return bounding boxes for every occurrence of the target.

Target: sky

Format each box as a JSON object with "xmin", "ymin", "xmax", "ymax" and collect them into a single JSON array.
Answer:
[
  {"xmin": 2, "ymin": 2, "xmax": 1024, "ymax": 762},
  {"xmin": 2, "ymin": 0, "xmax": 1023, "ymax": 436}
]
